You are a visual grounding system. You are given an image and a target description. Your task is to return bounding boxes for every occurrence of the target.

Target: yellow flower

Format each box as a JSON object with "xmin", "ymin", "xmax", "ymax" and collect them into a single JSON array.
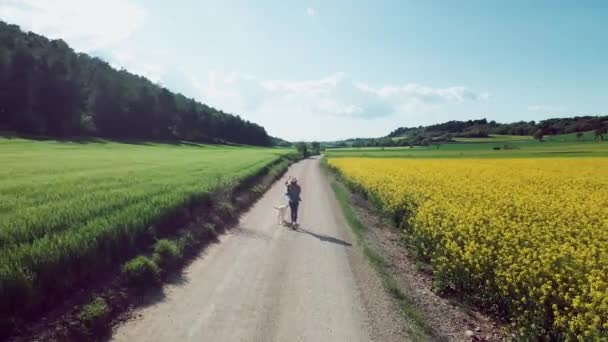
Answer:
[{"xmin": 328, "ymin": 157, "xmax": 608, "ymax": 339}]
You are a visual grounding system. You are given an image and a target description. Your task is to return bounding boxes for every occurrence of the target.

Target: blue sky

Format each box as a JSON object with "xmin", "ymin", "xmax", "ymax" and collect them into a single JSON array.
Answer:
[{"xmin": 1, "ymin": 0, "xmax": 606, "ymax": 140}]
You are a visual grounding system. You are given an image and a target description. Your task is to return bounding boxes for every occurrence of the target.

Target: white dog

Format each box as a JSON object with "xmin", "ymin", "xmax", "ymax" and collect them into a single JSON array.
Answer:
[{"xmin": 273, "ymin": 205, "xmax": 288, "ymax": 225}]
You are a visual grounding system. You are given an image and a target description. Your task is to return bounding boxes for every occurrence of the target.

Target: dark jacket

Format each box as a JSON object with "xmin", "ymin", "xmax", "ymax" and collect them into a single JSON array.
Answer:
[{"xmin": 286, "ymin": 183, "xmax": 301, "ymax": 203}]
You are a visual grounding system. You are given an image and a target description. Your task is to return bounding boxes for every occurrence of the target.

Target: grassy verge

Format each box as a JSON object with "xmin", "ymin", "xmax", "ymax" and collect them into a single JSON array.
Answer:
[
  {"xmin": 325, "ymin": 162, "xmax": 431, "ymax": 340},
  {"xmin": 324, "ymin": 138, "xmax": 608, "ymax": 159},
  {"xmin": 6, "ymin": 152, "xmax": 299, "ymax": 341}
]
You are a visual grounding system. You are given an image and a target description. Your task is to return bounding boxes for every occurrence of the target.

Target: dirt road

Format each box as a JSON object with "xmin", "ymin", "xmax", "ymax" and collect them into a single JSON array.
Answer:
[{"xmin": 111, "ymin": 156, "xmax": 406, "ymax": 342}]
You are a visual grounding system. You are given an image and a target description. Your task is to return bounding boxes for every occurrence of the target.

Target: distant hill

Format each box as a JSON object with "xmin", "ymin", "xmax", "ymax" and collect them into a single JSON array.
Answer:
[
  {"xmin": 321, "ymin": 138, "xmax": 376, "ymax": 148},
  {"xmin": 324, "ymin": 116, "xmax": 608, "ymax": 148},
  {"xmin": 0, "ymin": 21, "xmax": 271, "ymax": 146},
  {"xmin": 388, "ymin": 116, "xmax": 607, "ymax": 141}
]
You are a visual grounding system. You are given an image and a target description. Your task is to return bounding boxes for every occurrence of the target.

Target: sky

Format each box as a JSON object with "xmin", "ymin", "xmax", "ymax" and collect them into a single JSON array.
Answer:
[{"xmin": 1, "ymin": 0, "xmax": 607, "ymax": 141}]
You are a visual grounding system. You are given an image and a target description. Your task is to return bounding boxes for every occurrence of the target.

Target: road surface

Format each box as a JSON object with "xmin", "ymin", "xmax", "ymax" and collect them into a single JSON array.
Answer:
[{"xmin": 112, "ymin": 156, "xmax": 405, "ymax": 342}]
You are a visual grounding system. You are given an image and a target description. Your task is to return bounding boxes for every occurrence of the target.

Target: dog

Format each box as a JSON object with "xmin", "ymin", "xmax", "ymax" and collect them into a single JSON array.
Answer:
[{"xmin": 273, "ymin": 205, "xmax": 288, "ymax": 225}]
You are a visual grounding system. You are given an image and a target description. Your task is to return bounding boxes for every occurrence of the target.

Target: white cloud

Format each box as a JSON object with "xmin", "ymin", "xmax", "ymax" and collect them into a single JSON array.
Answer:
[
  {"xmin": 528, "ymin": 105, "xmax": 565, "ymax": 113},
  {"xmin": 189, "ymin": 71, "xmax": 487, "ymax": 140},
  {"xmin": 0, "ymin": 0, "xmax": 146, "ymax": 51},
  {"xmin": 194, "ymin": 72, "xmax": 485, "ymax": 119},
  {"xmin": 306, "ymin": 7, "xmax": 316, "ymax": 16}
]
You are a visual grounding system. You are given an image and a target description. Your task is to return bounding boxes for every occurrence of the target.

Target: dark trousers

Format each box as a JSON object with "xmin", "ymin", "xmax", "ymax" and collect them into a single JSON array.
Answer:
[{"xmin": 289, "ymin": 201, "xmax": 299, "ymax": 223}]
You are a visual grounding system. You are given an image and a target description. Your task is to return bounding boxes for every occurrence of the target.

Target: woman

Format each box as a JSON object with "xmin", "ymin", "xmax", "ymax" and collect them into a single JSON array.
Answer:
[{"xmin": 285, "ymin": 177, "xmax": 301, "ymax": 227}]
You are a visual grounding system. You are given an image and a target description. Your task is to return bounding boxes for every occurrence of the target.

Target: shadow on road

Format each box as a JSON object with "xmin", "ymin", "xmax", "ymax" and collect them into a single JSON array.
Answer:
[{"xmin": 293, "ymin": 226, "xmax": 352, "ymax": 247}]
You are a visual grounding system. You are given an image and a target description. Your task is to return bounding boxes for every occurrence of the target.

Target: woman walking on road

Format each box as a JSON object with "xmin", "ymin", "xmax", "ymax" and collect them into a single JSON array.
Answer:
[{"xmin": 285, "ymin": 177, "xmax": 302, "ymax": 227}]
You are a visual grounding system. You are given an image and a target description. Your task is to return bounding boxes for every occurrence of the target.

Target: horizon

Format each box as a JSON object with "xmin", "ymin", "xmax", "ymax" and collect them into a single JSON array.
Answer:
[{"xmin": 1, "ymin": 0, "xmax": 606, "ymax": 141}]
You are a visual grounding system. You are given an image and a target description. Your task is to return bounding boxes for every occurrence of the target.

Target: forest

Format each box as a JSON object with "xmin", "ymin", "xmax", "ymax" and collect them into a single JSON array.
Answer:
[
  {"xmin": 387, "ymin": 116, "xmax": 608, "ymax": 142},
  {"xmin": 323, "ymin": 116, "xmax": 608, "ymax": 148},
  {"xmin": 0, "ymin": 21, "xmax": 272, "ymax": 146}
]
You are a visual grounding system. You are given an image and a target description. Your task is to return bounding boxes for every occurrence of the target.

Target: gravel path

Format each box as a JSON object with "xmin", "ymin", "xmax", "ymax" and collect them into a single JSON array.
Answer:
[{"xmin": 111, "ymin": 156, "xmax": 408, "ymax": 342}]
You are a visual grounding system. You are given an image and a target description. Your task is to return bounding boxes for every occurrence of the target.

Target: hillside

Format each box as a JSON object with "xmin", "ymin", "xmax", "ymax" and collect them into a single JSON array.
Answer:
[
  {"xmin": 324, "ymin": 116, "xmax": 607, "ymax": 148},
  {"xmin": 0, "ymin": 21, "xmax": 271, "ymax": 146},
  {"xmin": 386, "ymin": 116, "xmax": 607, "ymax": 146}
]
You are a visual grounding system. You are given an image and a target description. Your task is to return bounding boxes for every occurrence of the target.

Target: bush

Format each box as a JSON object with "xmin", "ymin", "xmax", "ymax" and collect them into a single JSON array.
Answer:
[
  {"xmin": 153, "ymin": 239, "xmax": 182, "ymax": 269},
  {"xmin": 78, "ymin": 297, "xmax": 110, "ymax": 333},
  {"xmin": 122, "ymin": 256, "xmax": 160, "ymax": 287},
  {"xmin": 216, "ymin": 200, "xmax": 235, "ymax": 218},
  {"xmin": 178, "ymin": 232, "xmax": 198, "ymax": 252},
  {"xmin": 203, "ymin": 222, "xmax": 216, "ymax": 233},
  {"xmin": 295, "ymin": 142, "xmax": 309, "ymax": 157}
]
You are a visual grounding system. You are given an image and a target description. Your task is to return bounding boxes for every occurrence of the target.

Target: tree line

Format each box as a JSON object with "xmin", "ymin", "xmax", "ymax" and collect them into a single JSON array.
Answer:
[
  {"xmin": 0, "ymin": 21, "xmax": 271, "ymax": 146},
  {"xmin": 381, "ymin": 116, "xmax": 608, "ymax": 147},
  {"xmin": 323, "ymin": 116, "xmax": 607, "ymax": 148},
  {"xmin": 389, "ymin": 117, "xmax": 607, "ymax": 139},
  {"xmin": 294, "ymin": 141, "xmax": 321, "ymax": 157}
]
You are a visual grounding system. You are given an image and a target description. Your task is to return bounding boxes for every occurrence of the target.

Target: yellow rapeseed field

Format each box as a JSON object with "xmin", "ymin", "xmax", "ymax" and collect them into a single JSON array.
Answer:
[{"xmin": 328, "ymin": 157, "xmax": 608, "ymax": 340}]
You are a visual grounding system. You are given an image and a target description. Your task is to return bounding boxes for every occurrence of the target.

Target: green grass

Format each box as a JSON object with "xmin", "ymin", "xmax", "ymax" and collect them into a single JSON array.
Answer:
[
  {"xmin": 543, "ymin": 131, "xmax": 597, "ymax": 142},
  {"xmin": 153, "ymin": 239, "xmax": 183, "ymax": 269},
  {"xmin": 0, "ymin": 137, "xmax": 291, "ymax": 318},
  {"xmin": 326, "ymin": 138, "xmax": 608, "ymax": 159},
  {"xmin": 330, "ymin": 180, "xmax": 431, "ymax": 340},
  {"xmin": 122, "ymin": 255, "xmax": 160, "ymax": 287},
  {"xmin": 452, "ymin": 132, "xmax": 601, "ymax": 143},
  {"xmin": 452, "ymin": 134, "xmax": 533, "ymax": 142},
  {"xmin": 77, "ymin": 297, "xmax": 110, "ymax": 334}
]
